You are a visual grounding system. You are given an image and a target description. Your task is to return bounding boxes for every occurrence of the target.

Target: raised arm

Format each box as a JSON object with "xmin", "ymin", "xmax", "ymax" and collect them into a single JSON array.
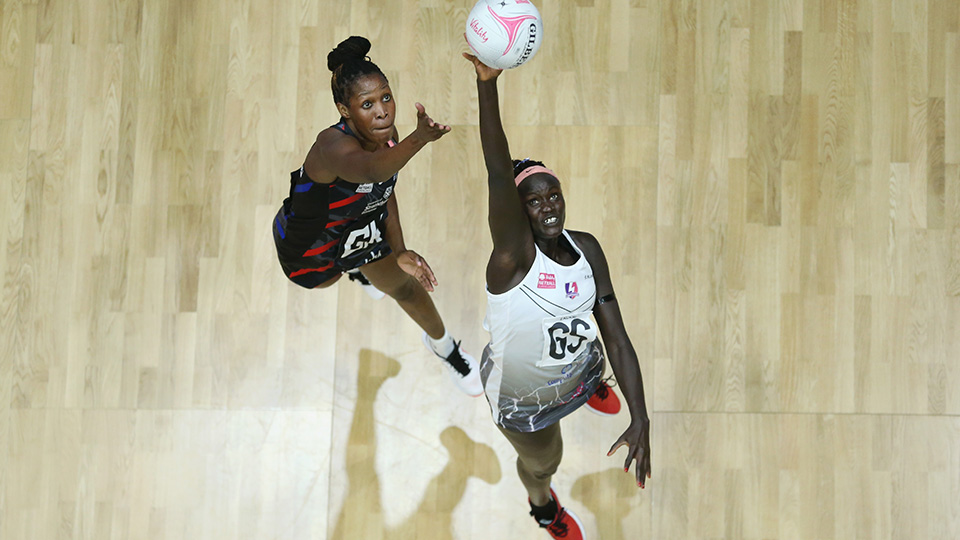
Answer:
[
  {"xmin": 464, "ymin": 53, "xmax": 535, "ymax": 288},
  {"xmin": 305, "ymin": 103, "xmax": 450, "ymax": 184}
]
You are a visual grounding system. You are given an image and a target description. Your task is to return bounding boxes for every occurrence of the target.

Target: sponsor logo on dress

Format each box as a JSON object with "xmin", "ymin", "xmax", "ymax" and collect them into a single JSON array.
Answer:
[
  {"xmin": 537, "ymin": 272, "xmax": 556, "ymax": 289},
  {"xmin": 362, "ymin": 198, "xmax": 388, "ymax": 214},
  {"xmin": 548, "ymin": 359, "xmax": 587, "ymax": 390},
  {"xmin": 565, "ymin": 281, "xmax": 579, "ymax": 299},
  {"xmin": 361, "ymin": 248, "xmax": 383, "ymax": 265},
  {"xmin": 362, "ymin": 185, "xmax": 393, "ymax": 214},
  {"xmin": 356, "ymin": 183, "xmax": 373, "ymax": 193}
]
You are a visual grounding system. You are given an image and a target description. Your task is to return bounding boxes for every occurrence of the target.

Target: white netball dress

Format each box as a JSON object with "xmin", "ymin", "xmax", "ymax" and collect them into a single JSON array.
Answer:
[{"xmin": 481, "ymin": 230, "xmax": 605, "ymax": 432}]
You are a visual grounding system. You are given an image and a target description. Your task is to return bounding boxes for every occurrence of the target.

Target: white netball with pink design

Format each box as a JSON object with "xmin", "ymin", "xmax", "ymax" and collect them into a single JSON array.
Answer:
[{"xmin": 465, "ymin": 0, "xmax": 543, "ymax": 69}]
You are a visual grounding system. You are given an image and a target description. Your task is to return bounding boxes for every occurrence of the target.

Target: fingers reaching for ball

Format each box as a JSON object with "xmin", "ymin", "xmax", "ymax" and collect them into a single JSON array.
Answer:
[
  {"xmin": 414, "ymin": 102, "xmax": 451, "ymax": 142},
  {"xmin": 462, "ymin": 47, "xmax": 502, "ymax": 81}
]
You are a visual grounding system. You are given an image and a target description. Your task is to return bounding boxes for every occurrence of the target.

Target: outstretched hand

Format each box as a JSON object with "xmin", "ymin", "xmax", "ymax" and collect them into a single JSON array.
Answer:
[
  {"xmin": 413, "ymin": 102, "xmax": 451, "ymax": 143},
  {"xmin": 608, "ymin": 417, "xmax": 652, "ymax": 488},
  {"xmin": 462, "ymin": 37, "xmax": 503, "ymax": 81},
  {"xmin": 462, "ymin": 52, "xmax": 503, "ymax": 81},
  {"xmin": 396, "ymin": 250, "xmax": 439, "ymax": 292}
]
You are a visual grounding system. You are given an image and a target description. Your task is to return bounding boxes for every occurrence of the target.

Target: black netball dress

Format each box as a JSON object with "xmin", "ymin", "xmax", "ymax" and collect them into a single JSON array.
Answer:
[{"xmin": 272, "ymin": 120, "xmax": 397, "ymax": 288}]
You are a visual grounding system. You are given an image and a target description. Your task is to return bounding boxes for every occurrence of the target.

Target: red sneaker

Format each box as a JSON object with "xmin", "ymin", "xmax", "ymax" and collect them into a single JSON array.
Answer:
[
  {"xmin": 529, "ymin": 487, "xmax": 585, "ymax": 540},
  {"xmin": 585, "ymin": 378, "xmax": 621, "ymax": 416}
]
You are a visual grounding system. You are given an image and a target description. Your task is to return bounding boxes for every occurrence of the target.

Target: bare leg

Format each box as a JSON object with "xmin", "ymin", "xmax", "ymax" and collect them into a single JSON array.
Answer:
[
  {"xmin": 497, "ymin": 423, "xmax": 563, "ymax": 506},
  {"xmin": 359, "ymin": 253, "xmax": 445, "ymax": 338}
]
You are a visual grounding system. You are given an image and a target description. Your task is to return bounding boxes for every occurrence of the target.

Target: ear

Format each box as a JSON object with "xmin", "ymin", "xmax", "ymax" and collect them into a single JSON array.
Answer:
[{"xmin": 336, "ymin": 102, "xmax": 350, "ymax": 119}]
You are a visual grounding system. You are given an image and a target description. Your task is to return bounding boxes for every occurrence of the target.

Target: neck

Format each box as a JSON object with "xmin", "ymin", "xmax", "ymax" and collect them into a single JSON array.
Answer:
[
  {"xmin": 534, "ymin": 233, "xmax": 570, "ymax": 261},
  {"xmin": 343, "ymin": 118, "xmax": 379, "ymax": 151}
]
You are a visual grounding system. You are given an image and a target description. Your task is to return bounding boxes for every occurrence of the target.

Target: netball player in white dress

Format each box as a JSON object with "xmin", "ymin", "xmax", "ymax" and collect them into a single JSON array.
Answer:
[{"xmin": 463, "ymin": 53, "xmax": 652, "ymax": 540}]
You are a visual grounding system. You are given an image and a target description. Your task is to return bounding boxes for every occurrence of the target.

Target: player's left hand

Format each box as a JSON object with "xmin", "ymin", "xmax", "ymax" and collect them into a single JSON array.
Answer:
[
  {"xmin": 396, "ymin": 250, "xmax": 438, "ymax": 292},
  {"xmin": 608, "ymin": 417, "xmax": 651, "ymax": 488}
]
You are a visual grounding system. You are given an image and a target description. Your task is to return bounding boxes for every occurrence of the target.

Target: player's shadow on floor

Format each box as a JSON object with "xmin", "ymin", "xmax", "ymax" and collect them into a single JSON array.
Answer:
[
  {"xmin": 331, "ymin": 349, "xmax": 502, "ymax": 540},
  {"xmin": 571, "ymin": 467, "xmax": 642, "ymax": 540}
]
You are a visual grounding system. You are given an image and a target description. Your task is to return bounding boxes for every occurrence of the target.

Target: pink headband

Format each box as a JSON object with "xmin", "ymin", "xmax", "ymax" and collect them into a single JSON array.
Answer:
[{"xmin": 514, "ymin": 165, "xmax": 557, "ymax": 187}]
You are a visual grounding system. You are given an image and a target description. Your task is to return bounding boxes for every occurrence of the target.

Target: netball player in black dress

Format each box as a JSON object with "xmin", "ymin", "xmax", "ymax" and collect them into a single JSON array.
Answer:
[{"xmin": 272, "ymin": 36, "xmax": 482, "ymax": 396}]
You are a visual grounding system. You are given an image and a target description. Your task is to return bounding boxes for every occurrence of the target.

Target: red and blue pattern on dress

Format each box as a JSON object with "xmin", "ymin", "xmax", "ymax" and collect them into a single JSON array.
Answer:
[{"xmin": 272, "ymin": 120, "xmax": 397, "ymax": 287}]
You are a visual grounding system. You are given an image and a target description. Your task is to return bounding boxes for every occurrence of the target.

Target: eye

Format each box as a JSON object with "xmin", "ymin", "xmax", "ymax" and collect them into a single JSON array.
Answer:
[
  {"xmin": 549, "ymin": 193, "xmax": 559, "ymax": 200},
  {"xmin": 527, "ymin": 199, "xmax": 540, "ymax": 206},
  {"xmin": 361, "ymin": 101, "xmax": 372, "ymax": 109},
  {"xmin": 383, "ymin": 94, "xmax": 392, "ymax": 102}
]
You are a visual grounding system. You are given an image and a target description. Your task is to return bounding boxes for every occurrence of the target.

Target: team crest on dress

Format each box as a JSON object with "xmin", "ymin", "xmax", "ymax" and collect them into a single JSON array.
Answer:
[{"xmin": 565, "ymin": 281, "xmax": 579, "ymax": 299}]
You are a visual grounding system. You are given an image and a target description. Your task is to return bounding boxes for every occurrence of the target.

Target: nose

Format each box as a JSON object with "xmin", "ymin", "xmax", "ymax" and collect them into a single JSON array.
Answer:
[{"xmin": 374, "ymin": 101, "xmax": 388, "ymax": 119}]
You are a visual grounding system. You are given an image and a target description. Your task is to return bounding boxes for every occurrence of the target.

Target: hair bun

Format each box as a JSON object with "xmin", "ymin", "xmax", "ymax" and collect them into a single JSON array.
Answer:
[{"xmin": 327, "ymin": 36, "xmax": 372, "ymax": 72}]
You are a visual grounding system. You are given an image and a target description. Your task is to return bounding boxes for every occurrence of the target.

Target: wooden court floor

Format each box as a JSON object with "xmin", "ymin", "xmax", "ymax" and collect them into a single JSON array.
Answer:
[{"xmin": 2, "ymin": 0, "xmax": 959, "ymax": 538}]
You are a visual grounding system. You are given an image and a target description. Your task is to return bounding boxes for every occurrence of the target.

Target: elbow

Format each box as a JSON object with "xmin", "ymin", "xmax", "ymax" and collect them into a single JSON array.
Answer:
[{"xmin": 603, "ymin": 338, "xmax": 636, "ymax": 366}]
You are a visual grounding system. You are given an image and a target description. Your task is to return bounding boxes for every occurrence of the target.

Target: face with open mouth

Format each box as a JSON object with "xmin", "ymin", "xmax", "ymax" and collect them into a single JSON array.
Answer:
[
  {"xmin": 339, "ymin": 73, "xmax": 396, "ymax": 146},
  {"xmin": 518, "ymin": 173, "xmax": 565, "ymax": 238}
]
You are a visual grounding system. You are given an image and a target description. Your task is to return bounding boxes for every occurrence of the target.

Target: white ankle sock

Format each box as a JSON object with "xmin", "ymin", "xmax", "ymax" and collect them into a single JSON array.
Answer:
[{"xmin": 427, "ymin": 329, "xmax": 455, "ymax": 357}]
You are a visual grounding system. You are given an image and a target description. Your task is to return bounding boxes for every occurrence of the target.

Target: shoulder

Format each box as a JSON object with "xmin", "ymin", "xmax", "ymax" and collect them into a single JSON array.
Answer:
[
  {"xmin": 315, "ymin": 124, "xmax": 353, "ymax": 147},
  {"xmin": 310, "ymin": 125, "xmax": 363, "ymax": 164},
  {"xmin": 305, "ymin": 126, "xmax": 359, "ymax": 183},
  {"xmin": 568, "ymin": 230, "xmax": 603, "ymax": 258},
  {"xmin": 567, "ymin": 230, "xmax": 611, "ymax": 282}
]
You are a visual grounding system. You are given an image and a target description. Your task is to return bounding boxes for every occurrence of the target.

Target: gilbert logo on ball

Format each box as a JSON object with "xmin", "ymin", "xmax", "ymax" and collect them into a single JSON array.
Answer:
[{"xmin": 466, "ymin": 0, "xmax": 543, "ymax": 69}]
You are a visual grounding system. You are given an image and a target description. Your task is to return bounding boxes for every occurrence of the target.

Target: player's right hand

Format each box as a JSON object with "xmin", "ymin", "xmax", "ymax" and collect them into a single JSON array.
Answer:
[
  {"xmin": 462, "ymin": 50, "xmax": 503, "ymax": 82},
  {"xmin": 413, "ymin": 102, "xmax": 451, "ymax": 143}
]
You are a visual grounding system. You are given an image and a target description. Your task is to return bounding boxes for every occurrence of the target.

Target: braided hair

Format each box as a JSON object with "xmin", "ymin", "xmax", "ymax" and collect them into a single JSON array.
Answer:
[{"xmin": 327, "ymin": 36, "xmax": 387, "ymax": 106}]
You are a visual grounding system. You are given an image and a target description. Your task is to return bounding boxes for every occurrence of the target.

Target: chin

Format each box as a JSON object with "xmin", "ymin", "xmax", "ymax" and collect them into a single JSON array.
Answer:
[{"xmin": 533, "ymin": 227, "xmax": 562, "ymax": 239}]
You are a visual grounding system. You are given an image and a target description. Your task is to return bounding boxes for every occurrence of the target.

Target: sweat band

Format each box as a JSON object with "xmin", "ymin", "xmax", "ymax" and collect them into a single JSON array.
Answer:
[
  {"xmin": 514, "ymin": 165, "xmax": 557, "ymax": 187},
  {"xmin": 597, "ymin": 293, "xmax": 616, "ymax": 305}
]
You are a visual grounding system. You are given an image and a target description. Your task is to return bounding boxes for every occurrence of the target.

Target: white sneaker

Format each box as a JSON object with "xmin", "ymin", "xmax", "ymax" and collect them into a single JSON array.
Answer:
[
  {"xmin": 422, "ymin": 333, "xmax": 484, "ymax": 397},
  {"xmin": 346, "ymin": 270, "xmax": 385, "ymax": 300}
]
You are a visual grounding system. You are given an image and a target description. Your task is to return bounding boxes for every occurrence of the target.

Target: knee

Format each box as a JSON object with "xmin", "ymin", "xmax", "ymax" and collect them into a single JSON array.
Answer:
[
  {"xmin": 518, "ymin": 450, "xmax": 561, "ymax": 480},
  {"xmin": 383, "ymin": 275, "xmax": 418, "ymax": 303}
]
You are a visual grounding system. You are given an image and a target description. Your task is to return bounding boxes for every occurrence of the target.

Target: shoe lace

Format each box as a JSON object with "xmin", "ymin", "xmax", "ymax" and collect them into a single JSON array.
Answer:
[
  {"xmin": 595, "ymin": 375, "xmax": 617, "ymax": 399},
  {"xmin": 445, "ymin": 341, "xmax": 470, "ymax": 376},
  {"xmin": 546, "ymin": 509, "xmax": 570, "ymax": 537}
]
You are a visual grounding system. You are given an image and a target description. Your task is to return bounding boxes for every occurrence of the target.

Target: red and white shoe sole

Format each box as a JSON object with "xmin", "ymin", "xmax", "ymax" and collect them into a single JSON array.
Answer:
[{"xmin": 584, "ymin": 402, "xmax": 620, "ymax": 417}]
